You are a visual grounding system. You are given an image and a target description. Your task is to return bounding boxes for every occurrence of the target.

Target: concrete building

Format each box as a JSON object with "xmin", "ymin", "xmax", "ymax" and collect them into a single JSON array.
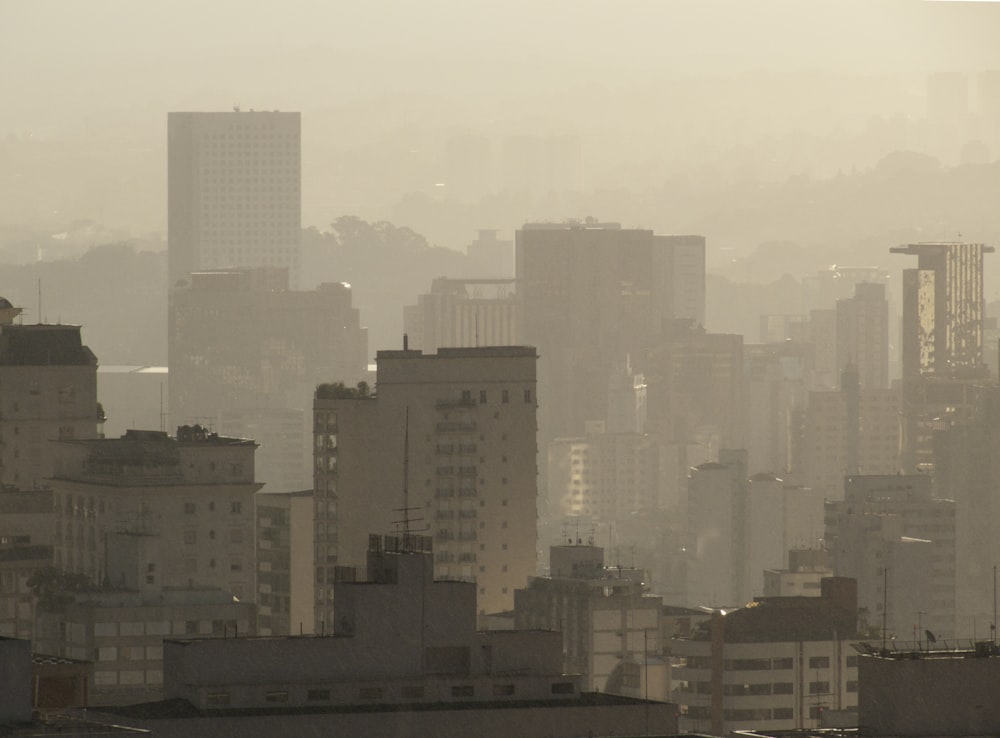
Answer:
[
  {"xmin": 0, "ymin": 301, "xmax": 101, "ymax": 489},
  {"xmin": 97, "ymin": 365, "xmax": 168, "ymax": 439},
  {"xmin": 167, "ymin": 110, "xmax": 301, "ymax": 289},
  {"xmin": 164, "ymin": 535, "xmax": 597, "ymax": 714},
  {"xmin": 686, "ymin": 451, "xmax": 748, "ymax": 608},
  {"xmin": 0, "ymin": 488, "xmax": 54, "ymax": 640},
  {"xmin": 0, "ymin": 637, "xmax": 32, "ymax": 723},
  {"xmin": 744, "ymin": 341, "xmax": 809, "ymax": 477},
  {"xmin": 858, "ymin": 641, "xmax": 1000, "ymax": 737},
  {"xmin": 466, "ymin": 229, "xmax": 513, "ymax": 277},
  {"xmin": 934, "ymin": 386, "xmax": 1000, "ymax": 636},
  {"xmin": 657, "ymin": 234, "xmax": 707, "ymax": 328},
  {"xmin": 547, "ymin": 425, "xmax": 659, "ymax": 526},
  {"xmin": 893, "ymin": 242, "xmax": 994, "ymax": 470},
  {"xmin": 825, "ymin": 474, "xmax": 956, "ymax": 638},
  {"xmin": 49, "ymin": 428, "xmax": 261, "ymax": 600},
  {"xmin": 644, "ymin": 324, "xmax": 745, "ymax": 454},
  {"xmin": 169, "ymin": 269, "xmax": 367, "ymax": 492},
  {"xmin": 671, "ymin": 578, "xmax": 860, "ymax": 735},
  {"xmin": 34, "ymin": 587, "xmax": 254, "ymax": 706},
  {"xmin": 796, "ymin": 378, "xmax": 901, "ymax": 498},
  {"xmin": 763, "ymin": 548, "xmax": 833, "ymax": 598},
  {"xmin": 403, "ymin": 277, "xmax": 518, "ymax": 352},
  {"xmin": 513, "ymin": 544, "xmax": 665, "ymax": 697},
  {"xmin": 516, "ymin": 221, "xmax": 705, "ymax": 447},
  {"xmin": 255, "ymin": 489, "xmax": 314, "ymax": 636},
  {"xmin": 313, "ymin": 346, "xmax": 537, "ymax": 626},
  {"xmin": 836, "ymin": 282, "xmax": 889, "ymax": 390},
  {"xmin": 687, "ymin": 453, "xmax": 826, "ymax": 608}
]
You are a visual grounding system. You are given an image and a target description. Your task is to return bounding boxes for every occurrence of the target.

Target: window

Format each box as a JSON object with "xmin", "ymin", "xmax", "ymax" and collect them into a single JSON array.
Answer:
[
  {"xmin": 772, "ymin": 682, "xmax": 794, "ymax": 694},
  {"xmin": 451, "ymin": 685, "xmax": 474, "ymax": 697},
  {"xmin": 401, "ymin": 685, "xmax": 424, "ymax": 699},
  {"xmin": 359, "ymin": 686, "xmax": 383, "ymax": 700},
  {"xmin": 479, "ymin": 390, "xmax": 487, "ymax": 403},
  {"xmin": 265, "ymin": 691, "xmax": 289, "ymax": 703},
  {"xmin": 524, "ymin": 389, "xmax": 532, "ymax": 403},
  {"xmin": 551, "ymin": 682, "xmax": 575, "ymax": 694},
  {"xmin": 773, "ymin": 707, "xmax": 794, "ymax": 720},
  {"xmin": 207, "ymin": 693, "xmax": 231, "ymax": 707},
  {"xmin": 808, "ymin": 656, "xmax": 830, "ymax": 669},
  {"xmin": 307, "ymin": 689, "xmax": 331, "ymax": 701},
  {"xmin": 846, "ymin": 656, "xmax": 858, "ymax": 667},
  {"xmin": 230, "ymin": 501, "xmax": 243, "ymax": 514},
  {"xmin": 184, "ymin": 502, "xmax": 196, "ymax": 515},
  {"xmin": 808, "ymin": 681, "xmax": 830, "ymax": 695},
  {"xmin": 772, "ymin": 657, "xmax": 793, "ymax": 669},
  {"xmin": 502, "ymin": 390, "xmax": 509, "ymax": 404},
  {"xmin": 846, "ymin": 680, "xmax": 858, "ymax": 693},
  {"xmin": 493, "ymin": 684, "xmax": 515, "ymax": 696}
]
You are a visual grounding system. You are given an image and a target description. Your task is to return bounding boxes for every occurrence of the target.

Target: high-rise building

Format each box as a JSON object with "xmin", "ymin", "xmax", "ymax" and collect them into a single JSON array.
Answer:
[
  {"xmin": 893, "ymin": 242, "xmax": 993, "ymax": 380},
  {"xmin": 892, "ymin": 242, "xmax": 994, "ymax": 470},
  {"xmin": 255, "ymin": 489, "xmax": 314, "ymax": 636},
  {"xmin": 313, "ymin": 346, "xmax": 538, "ymax": 625},
  {"xmin": 0, "ymin": 300, "xmax": 101, "ymax": 489},
  {"xmin": 836, "ymin": 282, "xmax": 889, "ymax": 390},
  {"xmin": 795, "ymin": 376, "xmax": 901, "ymax": 497},
  {"xmin": 167, "ymin": 110, "xmax": 301, "ymax": 289},
  {"xmin": 403, "ymin": 277, "xmax": 518, "ymax": 353},
  {"xmin": 169, "ymin": 268, "xmax": 367, "ymax": 491},
  {"xmin": 516, "ymin": 222, "xmax": 706, "ymax": 444},
  {"xmin": 824, "ymin": 474, "xmax": 956, "ymax": 639},
  {"xmin": 656, "ymin": 235, "xmax": 706, "ymax": 328}
]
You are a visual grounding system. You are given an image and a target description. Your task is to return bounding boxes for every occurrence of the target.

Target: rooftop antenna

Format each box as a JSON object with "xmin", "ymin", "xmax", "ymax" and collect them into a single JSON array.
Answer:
[
  {"xmin": 391, "ymin": 406, "xmax": 424, "ymax": 541},
  {"xmin": 37, "ymin": 278, "xmax": 42, "ymax": 325}
]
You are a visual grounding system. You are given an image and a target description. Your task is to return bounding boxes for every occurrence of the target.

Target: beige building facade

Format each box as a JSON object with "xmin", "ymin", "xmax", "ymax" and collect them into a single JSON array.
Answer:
[{"xmin": 313, "ymin": 346, "xmax": 538, "ymax": 625}]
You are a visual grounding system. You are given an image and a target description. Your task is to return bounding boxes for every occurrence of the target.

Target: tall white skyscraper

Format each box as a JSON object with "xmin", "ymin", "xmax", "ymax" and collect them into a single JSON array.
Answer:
[{"xmin": 167, "ymin": 110, "xmax": 301, "ymax": 288}]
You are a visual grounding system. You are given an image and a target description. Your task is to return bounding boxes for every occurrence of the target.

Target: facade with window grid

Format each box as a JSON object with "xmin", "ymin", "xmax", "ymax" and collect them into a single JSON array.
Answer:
[{"xmin": 313, "ymin": 346, "xmax": 537, "ymax": 628}]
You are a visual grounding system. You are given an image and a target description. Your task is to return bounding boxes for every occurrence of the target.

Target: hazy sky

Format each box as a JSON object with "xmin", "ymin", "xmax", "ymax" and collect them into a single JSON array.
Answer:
[{"xmin": 3, "ymin": 0, "xmax": 999, "ymax": 134}]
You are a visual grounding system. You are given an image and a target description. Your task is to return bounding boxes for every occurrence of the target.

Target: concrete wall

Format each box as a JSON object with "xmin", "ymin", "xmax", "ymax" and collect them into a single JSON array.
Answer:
[
  {"xmin": 860, "ymin": 653, "xmax": 1000, "ymax": 736},
  {"xmin": 0, "ymin": 637, "xmax": 32, "ymax": 723}
]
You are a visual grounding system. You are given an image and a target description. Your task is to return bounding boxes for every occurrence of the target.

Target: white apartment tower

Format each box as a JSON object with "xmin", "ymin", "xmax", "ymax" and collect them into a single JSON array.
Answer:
[
  {"xmin": 313, "ymin": 346, "xmax": 538, "ymax": 627},
  {"xmin": 168, "ymin": 111, "xmax": 301, "ymax": 289}
]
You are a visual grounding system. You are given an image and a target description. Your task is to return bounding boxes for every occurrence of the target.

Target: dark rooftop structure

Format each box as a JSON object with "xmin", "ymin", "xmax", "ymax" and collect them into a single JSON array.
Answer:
[
  {"xmin": 688, "ymin": 578, "xmax": 859, "ymax": 643},
  {"xmin": 0, "ymin": 324, "xmax": 97, "ymax": 366}
]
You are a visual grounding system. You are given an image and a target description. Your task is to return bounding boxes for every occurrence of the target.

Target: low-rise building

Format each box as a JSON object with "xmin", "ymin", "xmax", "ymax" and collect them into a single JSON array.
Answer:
[
  {"xmin": 858, "ymin": 641, "xmax": 1000, "ymax": 736},
  {"xmin": 34, "ymin": 587, "xmax": 255, "ymax": 706},
  {"xmin": 164, "ymin": 534, "xmax": 583, "ymax": 711},
  {"xmin": 671, "ymin": 577, "xmax": 860, "ymax": 734},
  {"xmin": 513, "ymin": 543, "xmax": 665, "ymax": 697}
]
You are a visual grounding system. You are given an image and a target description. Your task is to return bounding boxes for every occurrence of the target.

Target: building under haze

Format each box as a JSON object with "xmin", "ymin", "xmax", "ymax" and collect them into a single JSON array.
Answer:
[
  {"xmin": 0, "ymin": 299, "xmax": 101, "ymax": 489},
  {"xmin": 167, "ymin": 110, "xmax": 302, "ymax": 289},
  {"xmin": 824, "ymin": 474, "xmax": 956, "ymax": 639},
  {"xmin": 892, "ymin": 241, "xmax": 994, "ymax": 471},
  {"xmin": 49, "ymin": 427, "xmax": 261, "ymax": 599},
  {"xmin": 516, "ymin": 222, "xmax": 706, "ymax": 449},
  {"xmin": 312, "ymin": 346, "xmax": 538, "ymax": 627},
  {"xmin": 168, "ymin": 268, "xmax": 367, "ymax": 491},
  {"xmin": 671, "ymin": 578, "xmax": 860, "ymax": 735},
  {"xmin": 403, "ymin": 277, "xmax": 518, "ymax": 352},
  {"xmin": 836, "ymin": 282, "xmax": 889, "ymax": 390}
]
